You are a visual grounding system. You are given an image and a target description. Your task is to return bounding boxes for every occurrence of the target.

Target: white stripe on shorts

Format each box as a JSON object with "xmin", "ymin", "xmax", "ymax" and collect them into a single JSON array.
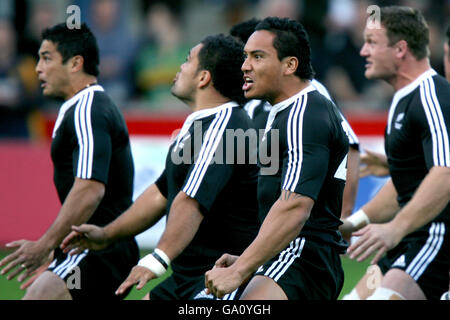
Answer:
[
  {"xmin": 221, "ymin": 288, "xmax": 239, "ymax": 300},
  {"xmin": 264, "ymin": 237, "xmax": 305, "ymax": 282},
  {"xmin": 60, "ymin": 250, "xmax": 88, "ymax": 279},
  {"xmin": 52, "ymin": 250, "xmax": 88, "ymax": 278},
  {"xmin": 405, "ymin": 222, "xmax": 445, "ymax": 281},
  {"xmin": 52, "ymin": 254, "xmax": 75, "ymax": 275}
]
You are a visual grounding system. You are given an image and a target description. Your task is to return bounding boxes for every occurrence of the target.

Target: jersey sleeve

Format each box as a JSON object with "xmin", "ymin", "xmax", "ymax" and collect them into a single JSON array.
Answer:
[
  {"xmin": 72, "ymin": 92, "xmax": 111, "ymax": 184},
  {"xmin": 418, "ymin": 78, "xmax": 450, "ymax": 169},
  {"xmin": 339, "ymin": 111, "xmax": 360, "ymax": 151},
  {"xmin": 181, "ymin": 109, "xmax": 234, "ymax": 214},
  {"xmin": 281, "ymin": 98, "xmax": 331, "ymax": 201},
  {"xmin": 155, "ymin": 168, "xmax": 168, "ymax": 198}
]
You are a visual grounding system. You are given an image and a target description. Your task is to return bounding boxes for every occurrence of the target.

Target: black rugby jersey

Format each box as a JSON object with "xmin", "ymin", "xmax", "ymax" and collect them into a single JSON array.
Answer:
[
  {"xmin": 385, "ymin": 69, "xmax": 450, "ymax": 223},
  {"xmin": 244, "ymin": 99, "xmax": 271, "ymax": 131},
  {"xmin": 244, "ymin": 79, "xmax": 360, "ymax": 150},
  {"xmin": 155, "ymin": 102, "xmax": 259, "ymax": 275},
  {"xmin": 258, "ymin": 85, "xmax": 349, "ymax": 250},
  {"xmin": 51, "ymin": 85, "xmax": 134, "ymax": 226},
  {"xmin": 311, "ymin": 79, "xmax": 359, "ymax": 150}
]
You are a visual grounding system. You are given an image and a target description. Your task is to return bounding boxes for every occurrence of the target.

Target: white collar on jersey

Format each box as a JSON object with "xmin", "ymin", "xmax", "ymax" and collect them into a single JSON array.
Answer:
[
  {"xmin": 52, "ymin": 84, "xmax": 104, "ymax": 138},
  {"xmin": 243, "ymin": 99, "xmax": 271, "ymax": 119},
  {"xmin": 262, "ymin": 84, "xmax": 316, "ymax": 139},
  {"xmin": 311, "ymin": 79, "xmax": 332, "ymax": 101},
  {"xmin": 386, "ymin": 68, "xmax": 437, "ymax": 134},
  {"xmin": 174, "ymin": 101, "xmax": 239, "ymax": 150}
]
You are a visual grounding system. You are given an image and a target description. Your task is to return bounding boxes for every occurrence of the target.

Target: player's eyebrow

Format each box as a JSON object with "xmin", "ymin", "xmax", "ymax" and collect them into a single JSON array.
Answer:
[
  {"xmin": 245, "ymin": 49, "xmax": 267, "ymax": 56},
  {"xmin": 38, "ymin": 50, "xmax": 51, "ymax": 57}
]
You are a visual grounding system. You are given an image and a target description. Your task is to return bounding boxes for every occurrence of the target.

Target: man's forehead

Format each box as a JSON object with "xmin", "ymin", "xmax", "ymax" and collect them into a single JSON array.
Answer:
[
  {"xmin": 190, "ymin": 43, "xmax": 203, "ymax": 57},
  {"xmin": 38, "ymin": 40, "xmax": 57, "ymax": 54},
  {"xmin": 363, "ymin": 26, "xmax": 386, "ymax": 38},
  {"xmin": 244, "ymin": 30, "xmax": 276, "ymax": 51}
]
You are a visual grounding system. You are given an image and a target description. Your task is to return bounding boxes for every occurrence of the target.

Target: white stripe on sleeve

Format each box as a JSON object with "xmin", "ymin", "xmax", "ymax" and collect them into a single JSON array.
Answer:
[
  {"xmin": 283, "ymin": 96, "xmax": 307, "ymax": 192},
  {"xmin": 183, "ymin": 107, "xmax": 232, "ymax": 197},
  {"xmin": 74, "ymin": 91, "xmax": 95, "ymax": 179},
  {"xmin": 420, "ymin": 78, "xmax": 450, "ymax": 167}
]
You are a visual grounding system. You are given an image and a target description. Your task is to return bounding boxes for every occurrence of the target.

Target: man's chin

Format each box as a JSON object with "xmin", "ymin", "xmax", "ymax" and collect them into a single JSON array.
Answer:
[
  {"xmin": 364, "ymin": 70, "xmax": 377, "ymax": 80},
  {"xmin": 244, "ymin": 89, "xmax": 257, "ymax": 100},
  {"xmin": 42, "ymin": 90, "xmax": 54, "ymax": 98},
  {"xmin": 42, "ymin": 89, "xmax": 65, "ymax": 100}
]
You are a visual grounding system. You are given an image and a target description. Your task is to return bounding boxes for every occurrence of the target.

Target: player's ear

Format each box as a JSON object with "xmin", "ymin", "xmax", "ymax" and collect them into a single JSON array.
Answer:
[
  {"xmin": 69, "ymin": 55, "xmax": 84, "ymax": 73},
  {"xmin": 394, "ymin": 40, "xmax": 408, "ymax": 59},
  {"xmin": 198, "ymin": 70, "xmax": 212, "ymax": 89},
  {"xmin": 283, "ymin": 56, "xmax": 299, "ymax": 76}
]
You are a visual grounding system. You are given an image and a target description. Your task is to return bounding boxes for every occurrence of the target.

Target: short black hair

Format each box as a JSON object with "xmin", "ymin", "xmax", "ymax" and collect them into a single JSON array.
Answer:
[
  {"xmin": 380, "ymin": 6, "xmax": 430, "ymax": 60},
  {"xmin": 198, "ymin": 34, "xmax": 246, "ymax": 105},
  {"xmin": 230, "ymin": 18, "xmax": 261, "ymax": 44},
  {"xmin": 41, "ymin": 23, "xmax": 100, "ymax": 77},
  {"xmin": 255, "ymin": 17, "xmax": 315, "ymax": 80}
]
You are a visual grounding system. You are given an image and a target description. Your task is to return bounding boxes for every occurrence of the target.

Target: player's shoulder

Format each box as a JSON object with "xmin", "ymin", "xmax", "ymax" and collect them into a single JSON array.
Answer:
[
  {"xmin": 408, "ymin": 73, "xmax": 450, "ymax": 111},
  {"xmin": 91, "ymin": 90, "xmax": 124, "ymax": 118},
  {"xmin": 431, "ymin": 73, "xmax": 450, "ymax": 88},
  {"xmin": 306, "ymin": 90, "xmax": 337, "ymax": 114},
  {"xmin": 430, "ymin": 74, "xmax": 450, "ymax": 101},
  {"xmin": 227, "ymin": 106, "xmax": 253, "ymax": 130},
  {"xmin": 91, "ymin": 90, "xmax": 117, "ymax": 109}
]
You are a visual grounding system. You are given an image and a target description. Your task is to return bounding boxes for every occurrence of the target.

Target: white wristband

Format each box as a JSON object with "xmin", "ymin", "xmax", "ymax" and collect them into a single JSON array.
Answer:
[
  {"xmin": 347, "ymin": 209, "xmax": 370, "ymax": 229},
  {"xmin": 137, "ymin": 254, "xmax": 167, "ymax": 277},
  {"xmin": 154, "ymin": 248, "xmax": 171, "ymax": 267}
]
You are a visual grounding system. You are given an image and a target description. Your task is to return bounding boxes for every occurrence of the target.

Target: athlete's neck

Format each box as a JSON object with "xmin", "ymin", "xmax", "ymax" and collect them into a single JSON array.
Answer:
[
  {"xmin": 191, "ymin": 89, "xmax": 230, "ymax": 112},
  {"xmin": 390, "ymin": 58, "xmax": 431, "ymax": 92},
  {"xmin": 63, "ymin": 75, "xmax": 98, "ymax": 101},
  {"xmin": 270, "ymin": 78, "xmax": 311, "ymax": 105}
]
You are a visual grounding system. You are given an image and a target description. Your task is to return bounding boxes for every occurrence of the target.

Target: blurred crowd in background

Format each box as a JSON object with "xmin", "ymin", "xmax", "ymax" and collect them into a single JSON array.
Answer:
[{"xmin": 0, "ymin": 0, "xmax": 448, "ymax": 139}]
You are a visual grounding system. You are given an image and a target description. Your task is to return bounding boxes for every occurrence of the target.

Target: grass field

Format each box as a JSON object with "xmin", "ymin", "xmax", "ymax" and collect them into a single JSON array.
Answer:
[{"xmin": 0, "ymin": 250, "xmax": 369, "ymax": 300}]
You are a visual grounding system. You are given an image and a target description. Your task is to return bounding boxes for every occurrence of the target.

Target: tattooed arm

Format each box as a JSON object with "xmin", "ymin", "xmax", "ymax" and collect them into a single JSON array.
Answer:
[{"xmin": 233, "ymin": 189, "xmax": 313, "ymax": 269}]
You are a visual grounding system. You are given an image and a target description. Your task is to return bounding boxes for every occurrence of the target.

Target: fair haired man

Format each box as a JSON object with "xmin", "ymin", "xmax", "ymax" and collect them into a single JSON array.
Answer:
[{"xmin": 342, "ymin": 6, "xmax": 450, "ymax": 300}]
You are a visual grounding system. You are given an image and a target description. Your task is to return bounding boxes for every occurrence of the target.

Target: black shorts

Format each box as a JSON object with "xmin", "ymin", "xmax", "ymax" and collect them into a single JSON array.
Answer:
[
  {"xmin": 378, "ymin": 221, "xmax": 450, "ymax": 300},
  {"xmin": 47, "ymin": 238, "xmax": 139, "ymax": 300},
  {"xmin": 254, "ymin": 236, "xmax": 344, "ymax": 300},
  {"xmin": 150, "ymin": 271, "xmax": 246, "ymax": 300}
]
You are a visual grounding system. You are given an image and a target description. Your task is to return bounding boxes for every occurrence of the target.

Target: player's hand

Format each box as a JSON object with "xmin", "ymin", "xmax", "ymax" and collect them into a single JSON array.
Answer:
[
  {"xmin": 0, "ymin": 240, "xmax": 52, "ymax": 282},
  {"xmin": 213, "ymin": 253, "xmax": 239, "ymax": 269},
  {"xmin": 359, "ymin": 149, "xmax": 389, "ymax": 178},
  {"xmin": 346, "ymin": 223, "xmax": 401, "ymax": 264},
  {"xmin": 115, "ymin": 265, "xmax": 155, "ymax": 296},
  {"xmin": 339, "ymin": 219, "xmax": 355, "ymax": 243},
  {"xmin": 60, "ymin": 224, "xmax": 109, "ymax": 255},
  {"xmin": 20, "ymin": 253, "xmax": 53, "ymax": 290},
  {"xmin": 205, "ymin": 265, "xmax": 245, "ymax": 299}
]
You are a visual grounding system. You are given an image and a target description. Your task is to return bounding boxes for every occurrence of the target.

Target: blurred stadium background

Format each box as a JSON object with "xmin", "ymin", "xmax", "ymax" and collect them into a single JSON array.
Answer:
[{"xmin": 0, "ymin": 0, "xmax": 448, "ymax": 299}]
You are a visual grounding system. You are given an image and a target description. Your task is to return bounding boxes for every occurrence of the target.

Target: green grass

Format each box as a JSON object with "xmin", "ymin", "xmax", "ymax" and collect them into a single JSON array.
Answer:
[
  {"xmin": 339, "ymin": 256, "xmax": 371, "ymax": 299},
  {"xmin": 0, "ymin": 249, "xmax": 171, "ymax": 300},
  {"xmin": 0, "ymin": 250, "xmax": 368, "ymax": 300}
]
